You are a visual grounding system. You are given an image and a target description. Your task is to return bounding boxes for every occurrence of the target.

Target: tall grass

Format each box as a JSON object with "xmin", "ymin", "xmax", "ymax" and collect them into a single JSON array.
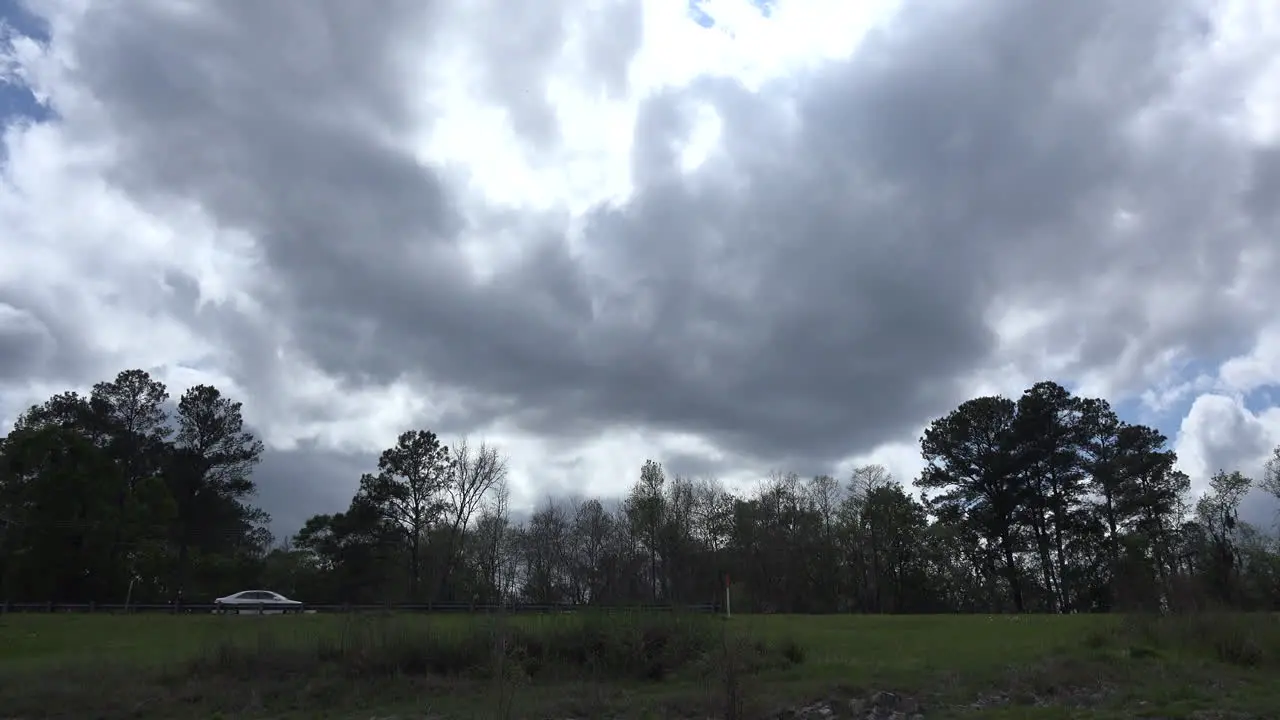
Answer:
[
  {"xmin": 1084, "ymin": 611, "xmax": 1280, "ymax": 668},
  {"xmin": 188, "ymin": 610, "xmax": 804, "ymax": 685}
]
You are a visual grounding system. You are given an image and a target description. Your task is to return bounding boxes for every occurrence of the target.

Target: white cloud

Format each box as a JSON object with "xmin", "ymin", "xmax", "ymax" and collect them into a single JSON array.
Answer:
[
  {"xmin": 835, "ymin": 439, "xmax": 925, "ymax": 488},
  {"xmin": 1, "ymin": 0, "xmax": 1279, "ymax": 531},
  {"xmin": 1217, "ymin": 323, "xmax": 1280, "ymax": 396}
]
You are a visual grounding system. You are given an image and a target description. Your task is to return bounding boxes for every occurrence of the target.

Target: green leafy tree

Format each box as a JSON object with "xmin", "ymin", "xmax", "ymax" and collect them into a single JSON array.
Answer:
[
  {"xmin": 627, "ymin": 459, "xmax": 666, "ymax": 602},
  {"xmin": 293, "ymin": 497, "xmax": 402, "ymax": 602},
  {"xmin": 1195, "ymin": 469, "xmax": 1252, "ymax": 604},
  {"xmin": 917, "ymin": 396, "xmax": 1027, "ymax": 611},
  {"xmin": 0, "ymin": 423, "xmax": 121, "ymax": 600},
  {"xmin": 357, "ymin": 430, "xmax": 453, "ymax": 600},
  {"xmin": 0, "ymin": 370, "xmax": 264, "ymax": 604},
  {"xmin": 167, "ymin": 384, "xmax": 267, "ymax": 598}
]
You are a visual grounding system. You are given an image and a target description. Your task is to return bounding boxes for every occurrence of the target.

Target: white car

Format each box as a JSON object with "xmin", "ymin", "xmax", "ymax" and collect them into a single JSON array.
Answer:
[{"xmin": 213, "ymin": 590, "xmax": 304, "ymax": 614}]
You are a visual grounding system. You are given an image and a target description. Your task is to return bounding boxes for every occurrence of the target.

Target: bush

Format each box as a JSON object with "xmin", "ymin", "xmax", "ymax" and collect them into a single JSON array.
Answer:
[
  {"xmin": 187, "ymin": 611, "xmax": 804, "ymax": 684},
  {"xmin": 1097, "ymin": 612, "xmax": 1280, "ymax": 668}
]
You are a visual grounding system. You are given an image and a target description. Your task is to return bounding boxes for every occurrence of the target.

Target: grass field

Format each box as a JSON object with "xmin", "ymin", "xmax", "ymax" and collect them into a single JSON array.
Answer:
[{"xmin": 1, "ymin": 610, "xmax": 1278, "ymax": 719}]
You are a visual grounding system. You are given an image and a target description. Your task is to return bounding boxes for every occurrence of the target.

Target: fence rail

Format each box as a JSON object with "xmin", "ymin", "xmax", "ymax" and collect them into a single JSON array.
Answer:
[{"xmin": 0, "ymin": 601, "xmax": 720, "ymax": 615}]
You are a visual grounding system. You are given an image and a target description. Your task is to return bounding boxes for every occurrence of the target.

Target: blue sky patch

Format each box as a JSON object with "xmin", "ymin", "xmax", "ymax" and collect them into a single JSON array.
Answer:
[
  {"xmin": 687, "ymin": 0, "xmax": 778, "ymax": 30},
  {"xmin": 1, "ymin": 0, "xmax": 52, "ymax": 122},
  {"xmin": 1112, "ymin": 396, "xmax": 1183, "ymax": 441},
  {"xmin": 687, "ymin": 1, "xmax": 716, "ymax": 29},
  {"xmin": 0, "ymin": 0, "xmax": 47, "ymax": 42},
  {"xmin": 1243, "ymin": 384, "xmax": 1280, "ymax": 415},
  {"xmin": 1, "ymin": 0, "xmax": 53, "ymax": 165},
  {"xmin": 0, "ymin": 79, "xmax": 50, "ymax": 126}
]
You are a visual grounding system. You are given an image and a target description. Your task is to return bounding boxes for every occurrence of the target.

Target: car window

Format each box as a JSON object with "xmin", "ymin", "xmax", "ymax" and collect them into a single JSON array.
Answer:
[{"xmin": 246, "ymin": 591, "xmax": 268, "ymax": 600}]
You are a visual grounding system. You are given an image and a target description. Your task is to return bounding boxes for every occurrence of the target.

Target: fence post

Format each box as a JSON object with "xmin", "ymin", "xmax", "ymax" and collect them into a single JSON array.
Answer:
[
  {"xmin": 47, "ymin": 601, "xmax": 54, "ymax": 613},
  {"xmin": 724, "ymin": 574, "xmax": 732, "ymax": 619},
  {"xmin": 89, "ymin": 601, "xmax": 95, "ymax": 614}
]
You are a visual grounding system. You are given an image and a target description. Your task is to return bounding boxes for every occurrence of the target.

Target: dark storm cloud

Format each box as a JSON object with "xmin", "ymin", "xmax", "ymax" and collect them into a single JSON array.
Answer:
[
  {"xmin": 661, "ymin": 451, "xmax": 735, "ymax": 481},
  {"xmin": 0, "ymin": 304, "xmax": 51, "ymax": 380},
  {"xmin": 1247, "ymin": 148, "xmax": 1280, "ymax": 224},
  {"xmin": 28, "ymin": 0, "xmax": 1280, "ymax": 480},
  {"xmin": 62, "ymin": 0, "xmax": 612, "ymax": 409},
  {"xmin": 252, "ymin": 445, "xmax": 377, "ymax": 540},
  {"xmin": 0, "ymin": 290, "xmax": 98, "ymax": 385}
]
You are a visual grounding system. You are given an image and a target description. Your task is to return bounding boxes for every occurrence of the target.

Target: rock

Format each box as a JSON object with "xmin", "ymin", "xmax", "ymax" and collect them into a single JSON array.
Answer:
[
  {"xmin": 779, "ymin": 691, "xmax": 927, "ymax": 719},
  {"xmin": 775, "ymin": 700, "xmax": 833, "ymax": 718},
  {"xmin": 970, "ymin": 690, "xmax": 1011, "ymax": 709},
  {"xmin": 871, "ymin": 691, "xmax": 900, "ymax": 709}
]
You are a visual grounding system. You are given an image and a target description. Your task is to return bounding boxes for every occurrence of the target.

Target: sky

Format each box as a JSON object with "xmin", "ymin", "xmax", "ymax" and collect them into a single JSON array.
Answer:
[{"xmin": 2, "ymin": 0, "xmax": 1280, "ymax": 537}]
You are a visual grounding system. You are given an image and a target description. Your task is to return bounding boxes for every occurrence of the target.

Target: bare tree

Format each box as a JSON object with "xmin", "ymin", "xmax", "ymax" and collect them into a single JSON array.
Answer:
[
  {"xmin": 691, "ymin": 477, "xmax": 734, "ymax": 552},
  {"xmin": 807, "ymin": 475, "xmax": 842, "ymax": 537},
  {"xmin": 475, "ymin": 477, "xmax": 512, "ymax": 604},
  {"xmin": 570, "ymin": 498, "xmax": 613, "ymax": 603},
  {"xmin": 664, "ymin": 475, "xmax": 698, "ymax": 601},
  {"xmin": 1261, "ymin": 446, "xmax": 1280, "ymax": 531},
  {"xmin": 808, "ymin": 474, "xmax": 842, "ymax": 607},
  {"xmin": 843, "ymin": 464, "xmax": 895, "ymax": 612},
  {"xmin": 437, "ymin": 438, "xmax": 508, "ymax": 600},
  {"xmin": 523, "ymin": 496, "xmax": 570, "ymax": 603},
  {"xmin": 850, "ymin": 464, "xmax": 893, "ymax": 497}
]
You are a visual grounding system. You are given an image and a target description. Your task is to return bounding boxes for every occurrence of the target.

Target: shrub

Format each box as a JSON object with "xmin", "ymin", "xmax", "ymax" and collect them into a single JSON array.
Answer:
[
  {"xmin": 1097, "ymin": 611, "xmax": 1280, "ymax": 668},
  {"xmin": 186, "ymin": 611, "xmax": 805, "ymax": 685}
]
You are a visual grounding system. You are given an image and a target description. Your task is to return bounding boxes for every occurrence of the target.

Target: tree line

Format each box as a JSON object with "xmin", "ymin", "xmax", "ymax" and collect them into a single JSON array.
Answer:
[{"xmin": 3, "ymin": 371, "xmax": 1279, "ymax": 612}]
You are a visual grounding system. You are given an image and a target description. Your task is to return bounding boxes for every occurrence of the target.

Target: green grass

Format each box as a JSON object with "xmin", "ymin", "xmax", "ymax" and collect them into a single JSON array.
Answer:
[{"xmin": 2, "ymin": 611, "xmax": 1278, "ymax": 719}]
